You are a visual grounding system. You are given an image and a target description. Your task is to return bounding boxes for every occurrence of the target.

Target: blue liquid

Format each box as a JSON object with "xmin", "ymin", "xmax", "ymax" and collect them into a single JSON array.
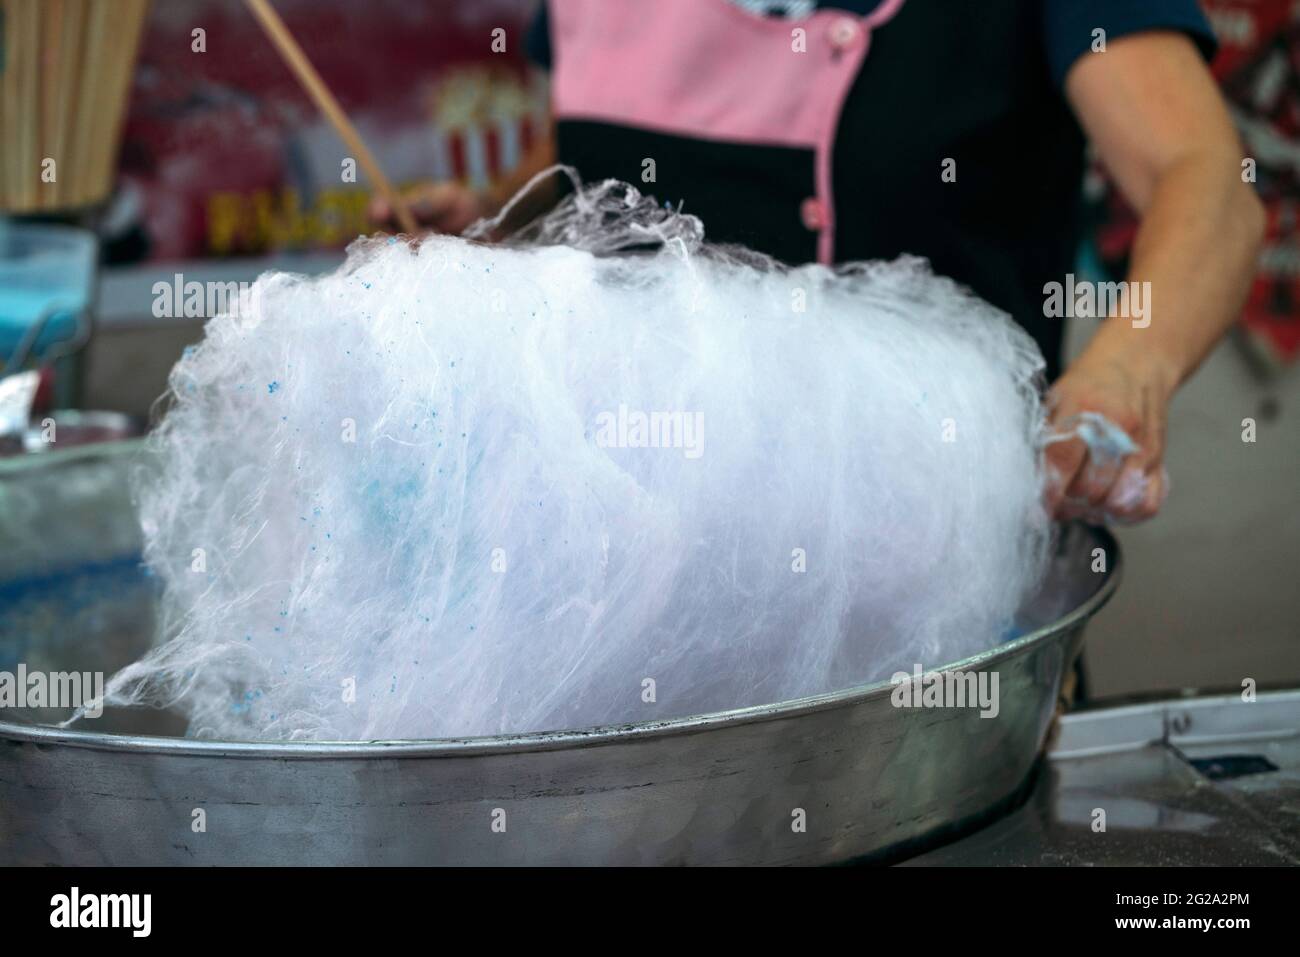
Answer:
[{"xmin": 0, "ymin": 224, "xmax": 95, "ymax": 359}]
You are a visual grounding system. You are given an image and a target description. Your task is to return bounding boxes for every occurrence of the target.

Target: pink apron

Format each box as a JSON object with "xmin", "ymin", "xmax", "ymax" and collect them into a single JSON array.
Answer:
[{"xmin": 547, "ymin": 0, "xmax": 908, "ymax": 263}]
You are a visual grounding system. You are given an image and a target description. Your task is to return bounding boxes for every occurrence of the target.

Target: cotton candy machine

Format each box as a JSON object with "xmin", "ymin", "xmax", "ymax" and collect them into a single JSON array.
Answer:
[{"xmin": 0, "ymin": 440, "xmax": 1120, "ymax": 865}]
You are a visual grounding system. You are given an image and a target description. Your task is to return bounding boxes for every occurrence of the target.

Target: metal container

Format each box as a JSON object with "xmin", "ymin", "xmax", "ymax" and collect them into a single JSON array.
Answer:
[{"xmin": 0, "ymin": 441, "xmax": 1120, "ymax": 865}]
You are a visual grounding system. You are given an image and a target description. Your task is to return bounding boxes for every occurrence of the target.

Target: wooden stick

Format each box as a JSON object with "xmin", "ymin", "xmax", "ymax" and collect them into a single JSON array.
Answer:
[
  {"xmin": 6, "ymin": 0, "xmax": 21, "ymax": 208},
  {"xmin": 61, "ymin": 0, "xmax": 88, "ymax": 207},
  {"xmin": 81, "ymin": 0, "xmax": 106, "ymax": 204},
  {"xmin": 90, "ymin": 0, "xmax": 148, "ymax": 204},
  {"xmin": 49, "ymin": 0, "xmax": 77, "ymax": 207},
  {"xmin": 74, "ymin": 0, "xmax": 103, "ymax": 205},
  {"xmin": 0, "ymin": 1, "xmax": 14, "ymax": 209},
  {"xmin": 69, "ymin": 0, "xmax": 106, "ymax": 207},
  {"xmin": 243, "ymin": 0, "xmax": 417, "ymax": 233},
  {"xmin": 40, "ymin": 0, "xmax": 62, "ymax": 209},
  {"xmin": 8, "ymin": 0, "xmax": 29, "ymax": 209},
  {"xmin": 20, "ymin": 0, "xmax": 39, "ymax": 209}
]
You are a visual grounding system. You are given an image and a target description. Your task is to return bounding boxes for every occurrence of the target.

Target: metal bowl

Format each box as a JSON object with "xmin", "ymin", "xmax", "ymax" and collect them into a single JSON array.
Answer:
[{"xmin": 0, "ymin": 441, "xmax": 1120, "ymax": 865}]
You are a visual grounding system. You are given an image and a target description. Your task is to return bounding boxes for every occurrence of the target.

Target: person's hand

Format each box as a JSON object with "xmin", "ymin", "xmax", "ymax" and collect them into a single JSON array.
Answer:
[
  {"xmin": 369, "ymin": 182, "xmax": 491, "ymax": 235},
  {"xmin": 1044, "ymin": 348, "xmax": 1179, "ymax": 525}
]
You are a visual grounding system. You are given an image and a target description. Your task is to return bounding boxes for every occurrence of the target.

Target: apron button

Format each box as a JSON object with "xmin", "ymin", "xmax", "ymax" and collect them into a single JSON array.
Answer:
[
  {"xmin": 800, "ymin": 197, "xmax": 827, "ymax": 231},
  {"xmin": 828, "ymin": 17, "xmax": 861, "ymax": 51}
]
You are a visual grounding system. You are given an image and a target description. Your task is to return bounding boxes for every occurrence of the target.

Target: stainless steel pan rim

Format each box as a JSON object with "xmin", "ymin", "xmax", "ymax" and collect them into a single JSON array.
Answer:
[{"xmin": 0, "ymin": 526, "xmax": 1121, "ymax": 760}]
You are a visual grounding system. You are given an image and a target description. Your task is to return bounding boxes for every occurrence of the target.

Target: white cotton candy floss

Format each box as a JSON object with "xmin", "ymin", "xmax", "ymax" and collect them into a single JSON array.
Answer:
[{"xmin": 104, "ymin": 176, "xmax": 1053, "ymax": 741}]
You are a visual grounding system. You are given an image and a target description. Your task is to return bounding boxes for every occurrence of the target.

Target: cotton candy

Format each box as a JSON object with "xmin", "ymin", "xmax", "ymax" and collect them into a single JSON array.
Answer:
[{"xmin": 101, "ymin": 175, "xmax": 1052, "ymax": 740}]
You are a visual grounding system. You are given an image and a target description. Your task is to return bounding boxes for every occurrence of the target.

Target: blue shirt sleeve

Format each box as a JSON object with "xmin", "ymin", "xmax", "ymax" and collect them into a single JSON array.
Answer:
[{"xmin": 1044, "ymin": 0, "xmax": 1218, "ymax": 88}]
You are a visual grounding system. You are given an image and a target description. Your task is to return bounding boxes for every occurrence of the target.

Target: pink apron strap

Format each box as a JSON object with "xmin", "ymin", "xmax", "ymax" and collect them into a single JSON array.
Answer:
[
  {"xmin": 863, "ymin": 0, "xmax": 906, "ymax": 30},
  {"xmin": 549, "ymin": 0, "xmax": 907, "ymax": 263}
]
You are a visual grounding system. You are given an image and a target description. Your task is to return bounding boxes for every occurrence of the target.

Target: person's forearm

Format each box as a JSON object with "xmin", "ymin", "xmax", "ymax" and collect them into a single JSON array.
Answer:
[
  {"xmin": 484, "ymin": 126, "xmax": 557, "ymax": 221},
  {"xmin": 1046, "ymin": 32, "xmax": 1264, "ymax": 523},
  {"xmin": 1078, "ymin": 150, "xmax": 1265, "ymax": 390}
]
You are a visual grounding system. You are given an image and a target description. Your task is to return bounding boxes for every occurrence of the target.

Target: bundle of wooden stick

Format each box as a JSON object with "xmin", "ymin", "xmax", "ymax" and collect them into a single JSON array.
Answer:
[{"xmin": 0, "ymin": 0, "xmax": 151, "ymax": 213}]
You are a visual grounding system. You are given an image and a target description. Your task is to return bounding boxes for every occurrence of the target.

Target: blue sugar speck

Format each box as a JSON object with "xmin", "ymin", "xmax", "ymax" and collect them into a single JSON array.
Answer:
[{"xmin": 268, "ymin": 381, "xmax": 280, "ymax": 394}]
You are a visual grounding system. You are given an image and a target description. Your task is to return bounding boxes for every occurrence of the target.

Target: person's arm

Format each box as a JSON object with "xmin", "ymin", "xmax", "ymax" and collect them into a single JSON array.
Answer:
[
  {"xmin": 370, "ymin": 124, "xmax": 556, "ymax": 235},
  {"xmin": 1046, "ymin": 31, "xmax": 1266, "ymax": 522}
]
